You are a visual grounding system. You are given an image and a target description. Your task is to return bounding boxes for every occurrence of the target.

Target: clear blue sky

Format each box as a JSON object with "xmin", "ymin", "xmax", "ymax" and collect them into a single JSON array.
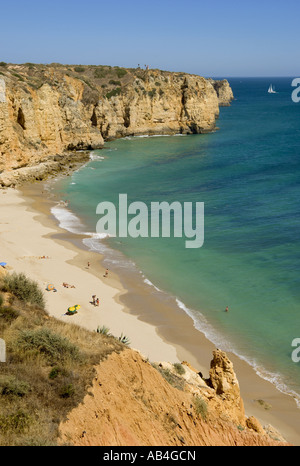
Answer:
[{"xmin": 1, "ymin": 0, "xmax": 299, "ymax": 77}]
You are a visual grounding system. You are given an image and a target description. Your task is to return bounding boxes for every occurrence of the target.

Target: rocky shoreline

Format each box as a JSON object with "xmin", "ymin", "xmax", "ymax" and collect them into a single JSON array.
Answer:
[
  {"xmin": 0, "ymin": 63, "xmax": 233, "ymax": 184},
  {"xmin": 0, "ymin": 151, "xmax": 91, "ymax": 187}
]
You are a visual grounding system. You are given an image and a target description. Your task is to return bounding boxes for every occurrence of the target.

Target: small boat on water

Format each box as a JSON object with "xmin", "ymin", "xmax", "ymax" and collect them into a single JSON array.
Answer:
[{"xmin": 268, "ymin": 84, "xmax": 277, "ymax": 94}]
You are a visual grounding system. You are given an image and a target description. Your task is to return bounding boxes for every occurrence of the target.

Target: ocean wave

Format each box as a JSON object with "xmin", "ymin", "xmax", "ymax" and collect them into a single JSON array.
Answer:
[
  {"xmin": 124, "ymin": 134, "xmax": 186, "ymax": 141},
  {"xmin": 175, "ymin": 298, "xmax": 235, "ymax": 353},
  {"xmin": 89, "ymin": 153, "xmax": 105, "ymax": 161},
  {"xmin": 51, "ymin": 205, "xmax": 87, "ymax": 235},
  {"xmin": 174, "ymin": 299, "xmax": 300, "ymax": 408},
  {"xmin": 82, "ymin": 236, "xmax": 136, "ymax": 271},
  {"xmin": 51, "ymin": 205, "xmax": 113, "ymax": 239},
  {"xmin": 143, "ymin": 277, "xmax": 161, "ymax": 292}
]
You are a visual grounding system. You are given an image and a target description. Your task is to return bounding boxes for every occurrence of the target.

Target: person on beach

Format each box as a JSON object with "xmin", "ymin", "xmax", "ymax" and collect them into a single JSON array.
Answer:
[
  {"xmin": 96, "ymin": 298, "xmax": 99, "ymax": 307},
  {"xmin": 104, "ymin": 268, "xmax": 109, "ymax": 278},
  {"xmin": 87, "ymin": 262, "xmax": 90, "ymax": 269},
  {"xmin": 92, "ymin": 295, "xmax": 96, "ymax": 305}
]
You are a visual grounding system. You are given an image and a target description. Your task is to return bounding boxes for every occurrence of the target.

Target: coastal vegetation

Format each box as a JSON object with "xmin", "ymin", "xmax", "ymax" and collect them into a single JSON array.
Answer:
[
  {"xmin": 2, "ymin": 272, "xmax": 45, "ymax": 309},
  {"xmin": 0, "ymin": 273, "xmax": 124, "ymax": 446}
]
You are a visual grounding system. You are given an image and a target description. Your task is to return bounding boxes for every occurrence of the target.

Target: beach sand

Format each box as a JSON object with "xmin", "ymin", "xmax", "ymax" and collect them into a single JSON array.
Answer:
[{"xmin": 1, "ymin": 185, "xmax": 299, "ymax": 445}]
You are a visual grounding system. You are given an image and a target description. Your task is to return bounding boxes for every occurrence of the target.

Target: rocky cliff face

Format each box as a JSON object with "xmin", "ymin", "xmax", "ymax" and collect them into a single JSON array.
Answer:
[
  {"xmin": 59, "ymin": 348, "xmax": 288, "ymax": 446},
  {"xmin": 209, "ymin": 79, "xmax": 234, "ymax": 106},
  {"xmin": 0, "ymin": 64, "xmax": 233, "ymax": 175}
]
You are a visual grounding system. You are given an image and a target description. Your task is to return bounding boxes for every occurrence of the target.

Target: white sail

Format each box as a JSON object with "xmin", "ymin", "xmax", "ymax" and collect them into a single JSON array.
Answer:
[{"xmin": 268, "ymin": 84, "xmax": 277, "ymax": 94}]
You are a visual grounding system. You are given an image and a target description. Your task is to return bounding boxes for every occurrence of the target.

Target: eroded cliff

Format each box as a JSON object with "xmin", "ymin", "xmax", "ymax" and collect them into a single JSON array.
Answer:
[
  {"xmin": 59, "ymin": 349, "xmax": 288, "ymax": 447},
  {"xmin": 0, "ymin": 63, "xmax": 233, "ymax": 179}
]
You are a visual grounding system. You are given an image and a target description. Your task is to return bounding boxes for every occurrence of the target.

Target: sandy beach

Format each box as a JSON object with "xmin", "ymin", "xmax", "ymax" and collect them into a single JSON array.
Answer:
[{"xmin": 1, "ymin": 185, "xmax": 300, "ymax": 446}]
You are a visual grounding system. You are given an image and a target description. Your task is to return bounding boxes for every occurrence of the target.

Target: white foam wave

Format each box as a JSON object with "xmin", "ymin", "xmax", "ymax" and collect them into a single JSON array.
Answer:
[
  {"xmin": 89, "ymin": 153, "xmax": 105, "ymax": 161},
  {"xmin": 175, "ymin": 298, "xmax": 234, "ymax": 352},
  {"xmin": 51, "ymin": 205, "xmax": 86, "ymax": 235},
  {"xmin": 82, "ymin": 236, "xmax": 137, "ymax": 271},
  {"xmin": 143, "ymin": 277, "xmax": 161, "ymax": 292},
  {"xmin": 174, "ymin": 298, "xmax": 300, "ymax": 408},
  {"xmin": 124, "ymin": 133, "xmax": 186, "ymax": 141}
]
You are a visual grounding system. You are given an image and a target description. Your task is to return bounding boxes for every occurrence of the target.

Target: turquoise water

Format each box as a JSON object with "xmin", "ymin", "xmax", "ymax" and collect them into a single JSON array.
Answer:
[{"xmin": 52, "ymin": 78, "xmax": 300, "ymax": 403}]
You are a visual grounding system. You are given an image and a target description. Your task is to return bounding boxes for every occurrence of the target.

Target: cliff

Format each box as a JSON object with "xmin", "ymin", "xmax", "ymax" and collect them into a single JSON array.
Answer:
[
  {"xmin": 59, "ymin": 349, "xmax": 288, "ymax": 446},
  {"xmin": 0, "ymin": 63, "xmax": 233, "ymax": 184},
  {"xmin": 209, "ymin": 79, "xmax": 234, "ymax": 106}
]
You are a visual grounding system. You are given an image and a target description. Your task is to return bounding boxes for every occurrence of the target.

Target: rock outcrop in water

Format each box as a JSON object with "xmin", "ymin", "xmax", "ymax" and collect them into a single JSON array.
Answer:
[{"xmin": 0, "ymin": 63, "xmax": 233, "ymax": 184}]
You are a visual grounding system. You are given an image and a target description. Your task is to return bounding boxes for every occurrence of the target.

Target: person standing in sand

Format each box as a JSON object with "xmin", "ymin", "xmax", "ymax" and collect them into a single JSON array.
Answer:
[
  {"xmin": 96, "ymin": 298, "xmax": 99, "ymax": 307},
  {"xmin": 104, "ymin": 268, "xmax": 109, "ymax": 278}
]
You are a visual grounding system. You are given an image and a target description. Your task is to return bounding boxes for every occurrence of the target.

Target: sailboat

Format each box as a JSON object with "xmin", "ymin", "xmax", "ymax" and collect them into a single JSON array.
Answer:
[{"xmin": 268, "ymin": 84, "xmax": 277, "ymax": 94}]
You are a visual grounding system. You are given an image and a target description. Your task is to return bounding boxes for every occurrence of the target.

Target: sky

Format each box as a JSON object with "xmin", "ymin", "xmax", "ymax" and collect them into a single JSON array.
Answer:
[{"xmin": 0, "ymin": 0, "xmax": 299, "ymax": 77}]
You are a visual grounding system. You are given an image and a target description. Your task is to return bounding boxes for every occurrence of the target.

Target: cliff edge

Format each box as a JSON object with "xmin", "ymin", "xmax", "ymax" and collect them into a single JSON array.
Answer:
[
  {"xmin": 59, "ymin": 348, "xmax": 289, "ymax": 446},
  {"xmin": 0, "ymin": 63, "xmax": 233, "ymax": 181}
]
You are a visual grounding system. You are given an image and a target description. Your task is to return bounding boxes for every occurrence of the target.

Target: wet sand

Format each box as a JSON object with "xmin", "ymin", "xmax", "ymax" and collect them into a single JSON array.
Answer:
[{"xmin": 1, "ymin": 183, "xmax": 299, "ymax": 445}]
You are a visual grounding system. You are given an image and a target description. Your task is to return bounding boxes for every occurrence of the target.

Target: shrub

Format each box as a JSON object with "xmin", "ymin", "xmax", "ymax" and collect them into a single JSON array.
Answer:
[
  {"xmin": 115, "ymin": 68, "xmax": 127, "ymax": 78},
  {"xmin": 0, "ymin": 409, "xmax": 32, "ymax": 433},
  {"xmin": 148, "ymin": 88, "xmax": 156, "ymax": 98},
  {"xmin": 193, "ymin": 395, "xmax": 208, "ymax": 420},
  {"xmin": 3, "ymin": 272, "xmax": 45, "ymax": 309},
  {"xmin": 0, "ymin": 62, "xmax": 7, "ymax": 67},
  {"xmin": 106, "ymin": 87, "xmax": 122, "ymax": 99},
  {"xmin": 16, "ymin": 327, "xmax": 81, "ymax": 365},
  {"xmin": 59, "ymin": 383, "xmax": 75, "ymax": 398},
  {"xmin": 0, "ymin": 293, "xmax": 3, "ymax": 307},
  {"xmin": 109, "ymin": 79, "xmax": 121, "ymax": 86},
  {"xmin": 74, "ymin": 66, "xmax": 85, "ymax": 73},
  {"xmin": 0, "ymin": 306, "xmax": 20, "ymax": 323},
  {"xmin": 173, "ymin": 363, "xmax": 185, "ymax": 376},
  {"xmin": 48, "ymin": 366, "xmax": 68, "ymax": 380},
  {"xmin": 94, "ymin": 67, "xmax": 109, "ymax": 79},
  {"xmin": 0, "ymin": 376, "xmax": 30, "ymax": 398},
  {"xmin": 152, "ymin": 364, "xmax": 185, "ymax": 391}
]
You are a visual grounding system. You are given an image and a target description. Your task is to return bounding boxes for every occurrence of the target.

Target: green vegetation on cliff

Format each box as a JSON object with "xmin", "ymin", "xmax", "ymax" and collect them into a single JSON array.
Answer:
[{"xmin": 0, "ymin": 274, "xmax": 124, "ymax": 446}]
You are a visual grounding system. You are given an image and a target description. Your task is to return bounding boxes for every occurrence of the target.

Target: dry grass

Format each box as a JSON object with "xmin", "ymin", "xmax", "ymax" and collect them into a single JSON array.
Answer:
[{"xmin": 0, "ymin": 277, "xmax": 125, "ymax": 446}]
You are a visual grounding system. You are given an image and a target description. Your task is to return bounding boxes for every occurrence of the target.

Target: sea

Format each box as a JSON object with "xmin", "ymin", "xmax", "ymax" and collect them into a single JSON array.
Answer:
[{"xmin": 49, "ymin": 77, "xmax": 300, "ymax": 406}]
